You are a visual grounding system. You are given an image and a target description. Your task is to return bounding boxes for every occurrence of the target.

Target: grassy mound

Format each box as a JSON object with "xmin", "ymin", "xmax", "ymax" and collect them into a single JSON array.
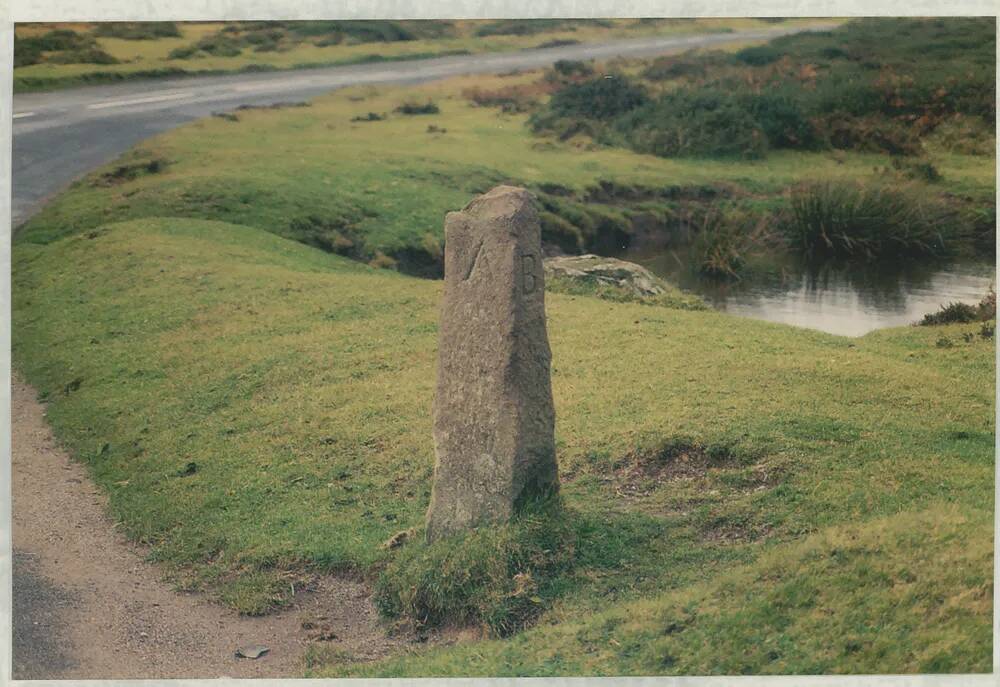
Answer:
[{"xmin": 12, "ymin": 213, "xmax": 994, "ymax": 673}]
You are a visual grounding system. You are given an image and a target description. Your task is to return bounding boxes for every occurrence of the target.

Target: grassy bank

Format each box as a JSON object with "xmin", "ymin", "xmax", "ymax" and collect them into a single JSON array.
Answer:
[
  {"xmin": 13, "ymin": 215, "xmax": 995, "ymax": 673},
  {"xmin": 17, "ymin": 71, "xmax": 994, "ymax": 275},
  {"xmin": 13, "ymin": 18, "xmax": 816, "ymax": 92},
  {"xmin": 12, "ymin": 17, "xmax": 995, "ymax": 676}
]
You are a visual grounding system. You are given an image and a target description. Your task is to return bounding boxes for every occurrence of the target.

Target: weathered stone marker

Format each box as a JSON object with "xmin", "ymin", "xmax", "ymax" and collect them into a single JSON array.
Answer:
[{"xmin": 425, "ymin": 185, "xmax": 558, "ymax": 541}]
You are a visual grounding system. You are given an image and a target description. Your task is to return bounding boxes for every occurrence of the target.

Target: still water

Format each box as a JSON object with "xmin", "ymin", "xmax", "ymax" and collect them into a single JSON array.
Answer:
[{"xmin": 623, "ymin": 249, "xmax": 996, "ymax": 337}]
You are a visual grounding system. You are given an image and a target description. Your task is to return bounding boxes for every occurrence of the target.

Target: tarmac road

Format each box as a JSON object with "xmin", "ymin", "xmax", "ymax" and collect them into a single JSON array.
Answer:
[{"xmin": 10, "ymin": 23, "xmax": 833, "ymax": 227}]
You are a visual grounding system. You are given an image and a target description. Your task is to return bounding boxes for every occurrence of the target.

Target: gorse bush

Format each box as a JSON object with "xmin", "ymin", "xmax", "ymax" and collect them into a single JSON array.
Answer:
[
  {"xmin": 473, "ymin": 19, "xmax": 610, "ymax": 37},
  {"xmin": 542, "ymin": 75, "xmax": 649, "ymax": 121},
  {"xmin": 615, "ymin": 89, "xmax": 768, "ymax": 159},
  {"xmin": 782, "ymin": 181, "xmax": 966, "ymax": 260},
  {"xmin": 395, "ymin": 100, "xmax": 441, "ymax": 115},
  {"xmin": 14, "ymin": 29, "xmax": 119, "ymax": 67},
  {"xmin": 169, "ymin": 32, "xmax": 244, "ymax": 59},
  {"xmin": 919, "ymin": 288, "xmax": 996, "ymax": 325},
  {"xmin": 92, "ymin": 22, "xmax": 182, "ymax": 39},
  {"xmin": 529, "ymin": 75, "xmax": 648, "ymax": 140}
]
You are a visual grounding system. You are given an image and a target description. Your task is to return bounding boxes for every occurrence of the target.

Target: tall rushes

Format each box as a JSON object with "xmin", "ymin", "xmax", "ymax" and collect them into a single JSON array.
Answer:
[
  {"xmin": 691, "ymin": 209, "xmax": 777, "ymax": 279},
  {"xmin": 783, "ymin": 181, "xmax": 967, "ymax": 260}
]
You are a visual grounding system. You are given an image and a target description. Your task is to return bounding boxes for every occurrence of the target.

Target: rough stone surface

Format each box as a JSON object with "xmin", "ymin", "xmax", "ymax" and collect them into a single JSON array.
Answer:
[
  {"xmin": 426, "ymin": 185, "xmax": 558, "ymax": 542},
  {"xmin": 544, "ymin": 254, "xmax": 667, "ymax": 297}
]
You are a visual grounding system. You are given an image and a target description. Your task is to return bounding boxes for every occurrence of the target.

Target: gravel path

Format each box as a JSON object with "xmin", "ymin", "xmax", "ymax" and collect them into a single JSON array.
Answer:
[{"xmin": 11, "ymin": 374, "xmax": 409, "ymax": 679}]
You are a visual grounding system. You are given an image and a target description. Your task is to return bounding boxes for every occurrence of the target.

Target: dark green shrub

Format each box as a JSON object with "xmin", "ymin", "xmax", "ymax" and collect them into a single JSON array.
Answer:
[
  {"xmin": 395, "ymin": 101, "xmax": 440, "ymax": 115},
  {"xmin": 543, "ymin": 75, "xmax": 649, "ymax": 121},
  {"xmin": 537, "ymin": 39, "xmax": 580, "ymax": 49},
  {"xmin": 167, "ymin": 45, "xmax": 197, "ymax": 59},
  {"xmin": 920, "ymin": 302, "xmax": 981, "ymax": 326},
  {"xmin": 890, "ymin": 158, "xmax": 942, "ymax": 183},
  {"xmin": 14, "ymin": 37, "xmax": 44, "ymax": 67},
  {"xmin": 26, "ymin": 28, "xmax": 91, "ymax": 51},
  {"xmin": 47, "ymin": 48, "xmax": 119, "ymax": 65},
  {"xmin": 641, "ymin": 50, "xmax": 727, "ymax": 81},
  {"xmin": 329, "ymin": 20, "xmax": 416, "ymax": 42},
  {"xmin": 551, "ymin": 59, "xmax": 593, "ymax": 78},
  {"xmin": 169, "ymin": 33, "xmax": 242, "ymax": 59},
  {"xmin": 92, "ymin": 22, "xmax": 182, "ymax": 39},
  {"xmin": 615, "ymin": 89, "xmax": 768, "ymax": 159},
  {"xmin": 287, "ymin": 20, "xmax": 452, "ymax": 42},
  {"xmin": 742, "ymin": 92, "xmax": 820, "ymax": 149},
  {"xmin": 734, "ymin": 44, "xmax": 784, "ymax": 66},
  {"xmin": 474, "ymin": 19, "xmax": 566, "ymax": 37}
]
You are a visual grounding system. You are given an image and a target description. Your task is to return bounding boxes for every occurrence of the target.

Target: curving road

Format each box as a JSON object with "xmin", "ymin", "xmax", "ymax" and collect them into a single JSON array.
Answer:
[{"xmin": 11, "ymin": 23, "xmax": 833, "ymax": 228}]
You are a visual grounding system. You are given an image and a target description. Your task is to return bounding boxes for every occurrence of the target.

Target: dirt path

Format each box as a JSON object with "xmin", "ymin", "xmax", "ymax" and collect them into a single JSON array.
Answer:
[{"xmin": 11, "ymin": 374, "xmax": 410, "ymax": 679}]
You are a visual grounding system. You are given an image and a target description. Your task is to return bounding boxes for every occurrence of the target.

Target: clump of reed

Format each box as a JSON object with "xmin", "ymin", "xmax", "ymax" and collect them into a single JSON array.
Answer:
[{"xmin": 782, "ymin": 180, "xmax": 967, "ymax": 261}]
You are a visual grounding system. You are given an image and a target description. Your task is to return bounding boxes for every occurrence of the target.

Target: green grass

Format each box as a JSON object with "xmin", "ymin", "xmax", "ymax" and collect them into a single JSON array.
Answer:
[
  {"xmin": 12, "ymin": 214, "xmax": 995, "ymax": 673},
  {"xmin": 11, "ymin": 25, "xmax": 996, "ymax": 675},
  {"xmin": 13, "ymin": 18, "xmax": 822, "ymax": 92}
]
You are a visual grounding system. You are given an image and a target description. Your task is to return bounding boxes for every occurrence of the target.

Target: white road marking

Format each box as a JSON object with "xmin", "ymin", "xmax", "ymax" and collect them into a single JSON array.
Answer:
[
  {"xmin": 231, "ymin": 78, "xmax": 318, "ymax": 92},
  {"xmin": 87, "ymin": 92, "xmax": 194, "ymax": 110},
  {"xmin": 13, "ymin": 111, "xmax": 35, "ymax": 119}
]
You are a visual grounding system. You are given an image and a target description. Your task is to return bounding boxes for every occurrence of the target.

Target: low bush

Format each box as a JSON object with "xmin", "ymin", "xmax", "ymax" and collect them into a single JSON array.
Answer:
[
  {"xmin": 47, "ymin": 47, "xmax": 119, "ymax": 65},
  {"xmin": 783, "ymin": 181, "xmax": 966, "ymax": 260},
  {"xmin": 615, "ymin": 89, "xmax": 768, "ymax": 159},
  {"xmin": 395, "ymin": 101, "xmax": 440, "ymax": 115},
  {"xmin": 169, "ymin": 33, "xmax": 242, "ymax": 59},
  {"xmin": 92, "ymin": 22, "xmax": 182, "ymax": 39},
  {"xmin": 550, "ymin": 59, "xmax": 594, "ymax": 79},
  {"xmin": 474, "ymin": 19, "xmax": 568, "ymax": 37},
  {"xmin": 733, "ymin": 44, "xmax": 785, "ymax": 66},
  {"xmin": 920, "ymin": 302, "xmax": 979, "ymax": 326},
  {"xmin": 462, "ymin": 84, "xmax": 543, "ymax": 113},
  {"xmin": 641, "ymin": 50, "xmax": 727, "ymax": 81},
  {"xmin": 15, "ymin": 28, "xmax": 114, "ymax": 67},
  {"xmin": 22, "ymin": 28, "xmax": 91, "ymax": 51},
  {"xmin": 536, "ymin": 38, "xmax": 580, "ymax": 49},
  {"xmin": 539, "ymin": 74, "xmax": 648, "ymax": 121}
]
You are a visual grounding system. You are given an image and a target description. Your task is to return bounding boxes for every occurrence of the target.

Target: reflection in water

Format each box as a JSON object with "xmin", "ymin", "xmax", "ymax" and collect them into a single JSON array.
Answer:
[{"xmin": 623, "ymin": 248, "xmax": 996, "ymax": 337}]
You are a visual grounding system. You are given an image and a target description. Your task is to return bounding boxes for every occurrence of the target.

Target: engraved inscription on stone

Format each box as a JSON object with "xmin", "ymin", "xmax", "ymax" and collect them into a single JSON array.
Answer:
[{"xmin": 425, "ymin": 186, "xmax": 558, "ymax": 542}]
